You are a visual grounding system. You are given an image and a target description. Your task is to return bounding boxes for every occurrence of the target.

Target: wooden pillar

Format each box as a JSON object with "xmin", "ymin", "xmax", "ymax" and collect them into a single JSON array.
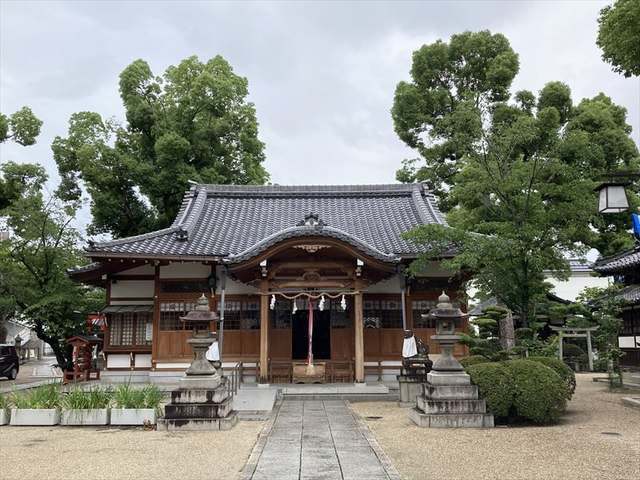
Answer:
[
  {"xmin": 259, "ymin": 281, "xmax": 269, "ymax": 383},
  {"xmin": 151, "ymin": 264, "xmax": 160, "ymax": 369},
  {"xmin": 586, "ymin": 330, "xmax": 594, "ymax": 372},
  {"xmin": 354, "ymin": 287, "xmax": 364, "ymax": 383}
]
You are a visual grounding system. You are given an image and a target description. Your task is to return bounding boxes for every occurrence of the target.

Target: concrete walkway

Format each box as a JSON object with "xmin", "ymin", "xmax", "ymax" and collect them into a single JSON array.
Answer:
[{"xmin": 243, "ymin": 400, "xmax": 399, "ymax": 480}]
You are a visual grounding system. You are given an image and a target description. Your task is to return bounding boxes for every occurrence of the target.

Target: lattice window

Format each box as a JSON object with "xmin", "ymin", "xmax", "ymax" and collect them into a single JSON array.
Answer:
[
  {"xmin": 221, "ymin": 300, "xmax": 242, "ymax": 330},
  {"xmin": 159, "ymin": 302, "xmax": 196, "ymax": 331},
  {"xmin": 109, "ymin": 316, "xmax": 123, "ymax": 346},
  {"xmin": 270, "ymin": 299, "xmax": 292, "ymax": 329},
  {"xmin": 242, "ymin": 299, "xmax": 260, "ymax": 330},
  {"xmin": 108, "ymin": 312, "xmax": 152, "ymax": 346},
  {"xmin": 121, "ymin": 312, "xmax": 134, "ymax": 345},
  {"xmin": 363, "ymin": 298, "xmax": 403, "ymax": 329},
  {"xmin": 622, "ymin": 308, "xmax": 640, "ymax": 335},
  {"xmin": 412, "ymin": 300, "xmax": 437, "ymax": 328},
  {"xmin": 329, "ymin": 298, "xmax": 351, "ymax": 328}
]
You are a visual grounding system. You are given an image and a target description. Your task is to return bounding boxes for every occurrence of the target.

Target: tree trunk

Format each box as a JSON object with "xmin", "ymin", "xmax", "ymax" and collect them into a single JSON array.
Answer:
[
  {"xmin": 33, "ymin": 324, "xmax": 73, "ymax": 370},
  {"xmin": 499, "ymin": 309, "xmax": 516, "ymax": 350}
]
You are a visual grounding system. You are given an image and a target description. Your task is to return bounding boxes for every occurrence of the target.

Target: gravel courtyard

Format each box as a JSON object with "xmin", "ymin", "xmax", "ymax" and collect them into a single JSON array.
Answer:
[
  {"xmin": 351, "ymin": 374, "xmax": 640, "ymax": 480},
  {"xmin": 0, "ymin": 420, "xmax": 264, "ymax": 480}
]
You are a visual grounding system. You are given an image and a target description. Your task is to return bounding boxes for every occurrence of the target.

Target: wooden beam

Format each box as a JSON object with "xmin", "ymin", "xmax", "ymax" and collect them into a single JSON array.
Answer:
[
  {"xmin": 354, "ymin": 282, "xmax": 364, "ymax": 383},
  {"xmin": 259, "ymin": 280, "xmax": 270, "ymax": 383}
]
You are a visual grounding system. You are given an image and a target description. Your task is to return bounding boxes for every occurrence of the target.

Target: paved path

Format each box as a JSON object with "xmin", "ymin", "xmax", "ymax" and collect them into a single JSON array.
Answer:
[{"xmin": 244, "ymin": 400, "xmax": 399, "ymax": 480}]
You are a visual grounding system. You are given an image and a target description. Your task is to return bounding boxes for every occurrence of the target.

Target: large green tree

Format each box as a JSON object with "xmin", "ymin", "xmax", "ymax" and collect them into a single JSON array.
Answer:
[
  {"xmin": 54, "ymin": 55, "xmax": 269, "ymax": 238},
  {"xmin": 0, "ymin": 106, "xmax": 43, "ymax": 210},
  {"xmin": 597, "ymin": 0, "xmax": 640, "ymax": 77},
  {"xmin": 394, "ymin": 31, "xmax": 640, "ymax": 327},
  {"xmin": 0, "ymin": 162, "xmax": 103, "ymax": 369}
]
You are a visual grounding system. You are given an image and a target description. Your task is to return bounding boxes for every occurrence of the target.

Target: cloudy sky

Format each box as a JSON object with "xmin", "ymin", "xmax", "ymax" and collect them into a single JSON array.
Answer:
[{"xmin": 1, "ymin": 0, "xmax": 639, "ymax": 228}]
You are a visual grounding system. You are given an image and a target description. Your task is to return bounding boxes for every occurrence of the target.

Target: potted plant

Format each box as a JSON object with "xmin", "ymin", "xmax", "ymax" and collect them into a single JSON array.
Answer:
[
  {"xmin": 110, "ymin": 384, "xmax": 163, "ymax": 426},
  {"xmin": 61, "ymin": 386, "xmax": 113, "ymax": 426},
  {"xmin": 10, "ymin": 383, "xmax": 61, "ymax": 426},
  {"xmin": 0, "ymin": 394, "xmax": 10, "ymax": 425}
]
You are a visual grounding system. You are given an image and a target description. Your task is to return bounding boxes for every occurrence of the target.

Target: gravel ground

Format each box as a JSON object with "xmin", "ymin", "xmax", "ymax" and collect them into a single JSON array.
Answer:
[
  {"xmin": 351, "ymin": 374, "xmax": 640, "ymax": 480},
  {"xmin": 0, "ymin": 420, "xmax": 263, "ymax": 480}
]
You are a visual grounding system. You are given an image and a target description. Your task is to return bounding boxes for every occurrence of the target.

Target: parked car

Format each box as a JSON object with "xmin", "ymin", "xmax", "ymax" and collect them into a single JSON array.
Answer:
[{"xmin": 0, "ymin": 344, "xmax": 19, "ymax": 380}]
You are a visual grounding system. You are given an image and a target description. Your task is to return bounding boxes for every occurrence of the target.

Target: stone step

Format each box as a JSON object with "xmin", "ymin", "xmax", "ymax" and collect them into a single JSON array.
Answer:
[
  {"xmin": 417, "ymin": 396, "xmax": 487, "ymax": 414},
  {"xmin": 170, "ymin": 386, "xmax": 230, "ymax": 404},
  {"xmin": 164, "ymin": 397, "xmax": 233, "ymax": 420},
  {"xmin": 408, "ymin": 408, "xmax": 494, "ymax": 428},
  {"xmin": 158, "ymin": 411, "xmax": 238, "ymax": 431},
  {"xmin": 424, "ymin": 384, "xmax": 479, "ymax": 400}
]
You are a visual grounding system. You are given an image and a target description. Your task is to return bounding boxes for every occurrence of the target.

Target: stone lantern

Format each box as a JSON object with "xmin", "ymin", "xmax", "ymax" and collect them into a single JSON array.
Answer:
[
  {"xmin": 428, "ymin": 291, "xmax": 467, "ymax": 383},
  {"xmin": 409, "ymin": 291, "xmax": 494, "ymax": 428},
  {"xmin": 179, "ymin": 294, "xmax": 220, "ymax": 386}
]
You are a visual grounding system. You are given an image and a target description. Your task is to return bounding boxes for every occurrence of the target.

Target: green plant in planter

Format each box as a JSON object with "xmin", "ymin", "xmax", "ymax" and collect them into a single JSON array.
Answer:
[
  {"xmin": 62, "ymin": 386, "xmax": 113, "ymax": 409},
  {"xmin": 466, "ymin": 362, "xmax": 514, "ymax": 418},
  {"xmin": 114, "ymin": 383, "xmax": 147, "ymax": 409},
  {"xmin": 506, "ymin": 359, "xmax": 567, "ymax": 424},
  {"xmin": 142, "ymin": 385, "xmax": 163, "ymax": 410},
  {"xmin": 11, "ymin": 383, "xmax": 62, "ymax": 409},
  {"xmin": 528, "ymin": 356, "xmax": 576, "ymax": 399},
  {"xmin": 0, "ymin": 394, "xmax": 10, "ymax": 410}
]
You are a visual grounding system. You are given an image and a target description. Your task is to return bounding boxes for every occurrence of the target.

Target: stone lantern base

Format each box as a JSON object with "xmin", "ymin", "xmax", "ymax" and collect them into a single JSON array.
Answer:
[
  {"xmin": 408, "ymin": 373, "xmax": 494, "ymax": 428},
  {"xmin": 158, "ymin": 377, "xmax": 238, "ymax": 431},
  {"xmin": 158, "ymin": 330, "xmax": 238, "ymax": 431}
]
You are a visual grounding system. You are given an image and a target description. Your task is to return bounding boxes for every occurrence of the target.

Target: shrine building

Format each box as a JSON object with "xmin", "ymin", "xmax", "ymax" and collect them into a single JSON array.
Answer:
[{"xmin": 70, "ymin": 184, "xmax": 467, "ymax": 383}]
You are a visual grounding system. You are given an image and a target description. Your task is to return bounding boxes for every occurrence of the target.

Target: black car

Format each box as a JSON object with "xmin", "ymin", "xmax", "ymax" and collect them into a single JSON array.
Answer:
[{"xmin": 0, "ymin": 344, "xmax": 19, "ymax": 380}]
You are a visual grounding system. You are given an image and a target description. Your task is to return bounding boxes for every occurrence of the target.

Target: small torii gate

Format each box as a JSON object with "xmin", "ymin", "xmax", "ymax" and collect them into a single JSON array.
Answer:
[{"xmin": 549, "ymin": 326, "xmax": 599, "ymax": 371}]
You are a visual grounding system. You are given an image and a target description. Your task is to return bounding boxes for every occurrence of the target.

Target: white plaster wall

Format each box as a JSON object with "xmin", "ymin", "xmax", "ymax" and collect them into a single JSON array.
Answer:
[
  {"xmin": 619, "ymin": 336, "xmax": 639, "ymax": 349},
  {"xmin": 106, "ymin": 354, "xmax": 131, "ymax": 368},
  {"xmin": 119, "ymin": 264, "xmax": 155, "ymax": 275},
  {"xmin": 216, "ymin": 266, "xmax": 259, "ymax": 294},
  {"xmin": 365, "ymin": 274, "xmax": 402, "ymax": 293},
  {"xmin": 110, "ymin": 280, "xmax": 154, "ymax": 298},
  {"xmin": 134, "ymin": 354, "xmax": 152, "ymax": 368},
  {"xmin": 160, "ymin": 262, "xmax": 211, "ymax": 278},
  {"xmin": 548, "ymin": 274, "xmax": 611, "ymax": 302}
]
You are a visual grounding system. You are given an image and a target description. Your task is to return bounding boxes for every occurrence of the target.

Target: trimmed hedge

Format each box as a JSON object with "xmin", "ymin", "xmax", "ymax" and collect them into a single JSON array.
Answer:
[
  {"xmin": 459, "ymin": 355, "xmax": 490, "ymax": 369},
  {"xmin": 506, "ymin": 359, "xmax": 567, "ymax": 424},
  {"xmin": 466, "ymin": 362, "xmax": 514, "ymax": 418},
  {"xmin": 528, "ymin": 356, "xmax": 576, "ymax": 399}
]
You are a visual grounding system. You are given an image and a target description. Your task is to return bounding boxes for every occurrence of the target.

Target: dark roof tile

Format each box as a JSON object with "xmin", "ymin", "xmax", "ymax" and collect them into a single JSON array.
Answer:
[{"xmin": 87, "ymin": 183, "xmax": 446, "ymax": 261}]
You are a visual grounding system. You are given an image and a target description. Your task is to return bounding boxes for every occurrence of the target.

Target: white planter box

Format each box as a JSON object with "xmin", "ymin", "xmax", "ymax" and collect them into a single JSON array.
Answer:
[
  {"xmin": 10, "ymin": 408, "xmax": 60, "ymax": 426},
  {"xmin": 61, "ymin": 409, "xmax": 110, "ymax": 426},
  {"xmin": 110, "ymin": 408, "xmax": 156, "ymax": 426},
  {"xmin": 0, "ymin": 409, "xmax": 9, "ymax": 426}
]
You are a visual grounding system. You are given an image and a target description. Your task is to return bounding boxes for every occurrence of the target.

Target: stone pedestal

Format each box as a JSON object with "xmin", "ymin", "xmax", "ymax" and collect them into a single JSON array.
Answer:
[
  {"xmin": 397, "ymin": 375, "xmax": 426, "ymax": 407},
  {"xmin": 158, "ymin": 377, "xmax": 238, "ymax": 431},
  {"xmin": 158, "ymin": 328, "xmax": 237, "ymax": 431}
]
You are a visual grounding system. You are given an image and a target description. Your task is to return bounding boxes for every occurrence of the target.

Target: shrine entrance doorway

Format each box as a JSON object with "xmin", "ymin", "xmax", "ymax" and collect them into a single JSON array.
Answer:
[{"xmin": 291, "ymin": 308, "xmax": 331, "ymax": 361}]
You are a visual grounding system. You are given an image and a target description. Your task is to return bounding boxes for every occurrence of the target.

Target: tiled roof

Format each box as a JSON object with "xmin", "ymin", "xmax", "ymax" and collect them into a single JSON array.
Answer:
[
  {"xmin": 593, "ymin": 245, "xmax": 640, "ymax": 274},
  {"xmin": 616, "ymin": 285, "xmax": 640, "ymax": 305},
  {"xmin": 86, "ymin": 183, "xmax": 446, "ymax": 263}
]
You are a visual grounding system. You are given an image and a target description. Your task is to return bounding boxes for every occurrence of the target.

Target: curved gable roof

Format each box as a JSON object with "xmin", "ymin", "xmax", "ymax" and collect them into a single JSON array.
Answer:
[{"xmin": 86, "ymin": 183, "xmax": 446, "ymax": 261}]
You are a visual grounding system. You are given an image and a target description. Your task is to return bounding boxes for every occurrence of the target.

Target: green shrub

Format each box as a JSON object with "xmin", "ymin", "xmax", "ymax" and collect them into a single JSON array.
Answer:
[
  {"xmin": 62, "ymin": 386, "xmax": 113, "ymax": 409},
  {"xmin": 528, "ymin": 356, "xmax": 576, "ymax": 399},
  {"xmin": 11, "ymin": 383, "xmax": 61, "ymax": 409},
  {"xmin": 592, "ymin": 358, "xmax": 608, "ymax": 372},
  {"xmin": 506, "ymin": 359, "xmax": 567, "ymax": 424},
  {"xmin": 466, "ymin": 362, "xmax": 514, "ymax": 418},
  {"xmin": 0, "ymin": 394, "xmax": 9, "ymax": 409},
  {"xmin": 460, "ymin": 355, "xmax": 491, "ymax": 368}
]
